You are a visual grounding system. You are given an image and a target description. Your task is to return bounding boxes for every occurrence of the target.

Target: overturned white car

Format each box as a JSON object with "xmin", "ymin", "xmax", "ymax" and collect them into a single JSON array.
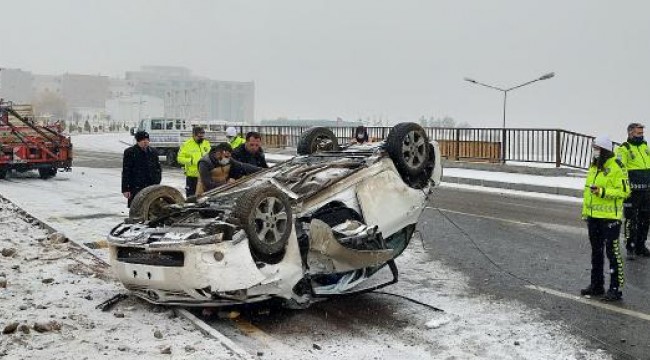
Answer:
[{"xmin": 107, "ymin": 123, "xmax": 442, "ymax": 308}]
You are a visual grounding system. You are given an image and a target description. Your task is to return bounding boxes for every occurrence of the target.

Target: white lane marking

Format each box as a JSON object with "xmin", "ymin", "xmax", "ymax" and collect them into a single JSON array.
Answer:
[
  {"xmin": 526, "ymin": 285, "xmax": 650, "ymax": 322},
  {"xmin": 432, "ymin": 207, "xmax": 534, "ymax": 226},
  {"xmin": 178, "ymin": 309, "xmax": 255, "ymax": 360}
]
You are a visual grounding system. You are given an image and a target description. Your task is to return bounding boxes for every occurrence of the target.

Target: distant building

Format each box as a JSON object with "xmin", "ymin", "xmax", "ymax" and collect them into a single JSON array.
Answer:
[
  {"xmin": 33, "ymin": 74, "xmax": 62, "ymax": 95},
  {"xmin": 0, "ymin": 68, "xmax": 33, "ymax": 103},
  {"xmin": 125, "ymin": 66, "xmax": 255, "ymax": 124},
  {"xmin": 60, "ymin": 73, "xmax": 109, "ymax": 108},
  {"xmin": 105, "ymin": 94, "xmax": 164, "ymax": 128}
]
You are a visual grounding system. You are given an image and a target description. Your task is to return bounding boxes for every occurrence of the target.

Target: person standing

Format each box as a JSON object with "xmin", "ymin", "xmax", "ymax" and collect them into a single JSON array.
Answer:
[
  {"xmin": 226, "ymin": 126, "xmax": 245, "ymax": 150},
  {"xmin": 231, "ymin": 131, "xmax": 269, "ymax": 168},
  {"xmin": 121, "ymin": 130, "xmax": 162, "ymax": 207},
  {"xmin": 581, "ymin": 135, "xmax": 630, "ymax": 301},
  {"xmin": 615, "ymin": 123, "xmax": 650, "ymax": 259},
  {"xmin": 352, "ymin": 125, "xmax": 370, "ymax": 144},
  {"xmin": 177, "ymin": 127, "xmax": 211, "ymax": 197}
]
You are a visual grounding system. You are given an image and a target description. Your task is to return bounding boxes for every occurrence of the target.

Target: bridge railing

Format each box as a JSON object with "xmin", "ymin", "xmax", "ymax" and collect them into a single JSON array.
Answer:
[{"xmin": 236, "ymin": 125, "xmax": 596, "ymax": 169}]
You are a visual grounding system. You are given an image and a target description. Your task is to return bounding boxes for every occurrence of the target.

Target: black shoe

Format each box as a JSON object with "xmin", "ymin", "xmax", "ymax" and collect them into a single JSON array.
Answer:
[
  {"xmin": 580, "ymin": 285, "xmax": 605, "ymax": 296},
  {"xmin": 636, "ymin": 247, "xmax": 650, "ymax": 257},
  {"xmin": 602, "ymin": 289, "xmax": 622, "ymax": 301}
]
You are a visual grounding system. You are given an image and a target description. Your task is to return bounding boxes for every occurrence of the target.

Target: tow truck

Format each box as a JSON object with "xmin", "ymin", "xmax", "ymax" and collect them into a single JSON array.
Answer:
[{"xmin": 0, "ymin": 100, "xmax": 72, "ymax": 179}]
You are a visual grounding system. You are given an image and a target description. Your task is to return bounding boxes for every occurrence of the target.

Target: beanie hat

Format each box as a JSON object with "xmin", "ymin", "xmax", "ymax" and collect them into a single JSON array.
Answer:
[
  {"xmin": 226, "ymin": 127, "xmax": 237, "ymax": 137},
  {"xmin": 593, "ymin": 135, "xmax": 613, "ymax": 152},
  {"xmin": 135, "ymin": 130, "xmax": 149, "ymax": 142}
]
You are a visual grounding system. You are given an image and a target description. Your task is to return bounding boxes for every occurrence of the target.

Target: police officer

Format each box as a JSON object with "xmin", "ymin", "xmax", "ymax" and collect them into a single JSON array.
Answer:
[
  {"xmin": 226, "ymin": 126, "xmax": 245, "ymax": 150},
  {"xmin": 615, "ymin": 123, "xmax": 650, "ymax": 259},
  {"xmin": 581, "ymin": 135, "xmax": 630, "ymax": 301},
  {"xmin": 177, "ymin": 126, "xmax": 211, "ymax": 197}
]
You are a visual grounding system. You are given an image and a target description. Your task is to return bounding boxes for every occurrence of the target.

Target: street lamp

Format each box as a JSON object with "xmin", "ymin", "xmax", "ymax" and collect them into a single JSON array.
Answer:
[{"xmin": 464, "ymin": 72, "xmax": 555, "ymax": 129}]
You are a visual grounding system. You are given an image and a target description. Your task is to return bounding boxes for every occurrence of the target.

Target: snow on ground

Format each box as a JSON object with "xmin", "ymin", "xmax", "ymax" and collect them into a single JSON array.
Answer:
[
  {"xmin": 72, "ymin": 133, "xmax": 132, "ymax": 153},
  {"xmin": 0, "ymin": 198, "xmax": 234, "ymax": 359},
  {"xmin": 252, "ymin": 234, "xmax": 610, "ymax": 360},
  {"xmin": 0, "ymin": 168, "xmax": 185, "ymax": 263}
]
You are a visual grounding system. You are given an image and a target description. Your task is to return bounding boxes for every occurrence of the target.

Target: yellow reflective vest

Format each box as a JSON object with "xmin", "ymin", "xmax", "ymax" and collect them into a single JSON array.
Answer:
[
  {"xmin": 229, "ymin": 135, "xmax": 245, "ymax": 150},
  {"xmin": 615, "ymin": 141, "xmax": 650, "ymax": 190},
  {"xmin": 582, "ymin": 156, "xmax": 630, "ymax": 220},
  {"xmin": 177, "ymin": 138, "xmax": 211, "ymax": 178}
]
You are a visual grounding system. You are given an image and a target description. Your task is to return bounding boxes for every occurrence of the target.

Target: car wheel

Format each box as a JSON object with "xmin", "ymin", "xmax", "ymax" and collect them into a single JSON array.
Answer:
[
  {"xmin": 297, "ymin": 127, "xmax": 340, "ymax": 155},
  {"xmin": 129, "ymin": 185, "xmax": 185, "ymax": 221},
  {"xmin": 386, "ymin": 122, "xmax": 430, "ymax": 176},
  {"xmin": 165, "ymin": 149, "xmax": 178, "ymax": 167},
  {"xmin": 38, "ymin": 167, "xmax": 57, "ymax": 179},
  {"xmin": 233, "ymin": 186, "xmax": 293, "ymax": 261}
]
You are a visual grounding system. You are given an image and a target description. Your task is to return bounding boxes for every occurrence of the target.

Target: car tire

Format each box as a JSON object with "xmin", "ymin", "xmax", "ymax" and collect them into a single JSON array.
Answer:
[
  {"xmin": 232, "ymin": 186, "xmax": 293, "ymax": 261},
  {"xmin": 297, "ymin": 127, "xmax": 340, "ymax": 155},
  {"xmin": 38, "ymin": 167, "xmax": 57, "ymax": 179},
  {"xmin": 386, "ymin": 122, "xmax": 430, "ymax": 176},
  {"xmin": 165, "ymin": 149, "xmax": 178, "ymax": 167},
  {"xmin": 129, "ymin": 185, "xmax": 185, "ymax": 221}
]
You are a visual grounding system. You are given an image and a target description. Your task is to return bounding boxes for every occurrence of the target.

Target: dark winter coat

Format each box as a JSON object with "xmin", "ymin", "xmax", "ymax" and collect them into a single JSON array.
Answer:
[
  {"xmin": 121, "ymin": 145, "xmax": 162, "ymax": 197},
  {"xmin": 231, "ymin": 145, "xmax": 269, "ymax": 168},
  {"xmin": 196, "ymin": 151, "xmax": 261, "ymax": 195}
]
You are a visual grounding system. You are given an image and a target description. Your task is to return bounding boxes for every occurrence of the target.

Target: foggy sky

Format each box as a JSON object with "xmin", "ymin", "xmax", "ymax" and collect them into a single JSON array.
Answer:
[{"xmin": 1, "ymin": 0, "xmax": 649, "ymax": 140}]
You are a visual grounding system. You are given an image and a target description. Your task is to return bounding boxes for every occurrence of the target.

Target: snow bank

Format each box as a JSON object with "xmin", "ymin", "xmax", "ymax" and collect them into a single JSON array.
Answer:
[{"xmin": 0, "ymin": 198, "xmax": 234, "ymax": 359}]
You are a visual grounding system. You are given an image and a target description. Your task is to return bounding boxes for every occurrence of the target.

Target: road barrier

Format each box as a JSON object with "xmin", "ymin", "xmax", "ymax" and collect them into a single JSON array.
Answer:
[{"xmin": 236, "ymin": 125, "xmax": 596, "ymax": 169}]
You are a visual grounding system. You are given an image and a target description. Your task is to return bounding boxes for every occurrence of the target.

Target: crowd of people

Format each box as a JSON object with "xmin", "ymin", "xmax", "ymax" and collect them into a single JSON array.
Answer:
[{"xmin": 121, "ymin": 126, "xmax": 270, "ymax": 202}]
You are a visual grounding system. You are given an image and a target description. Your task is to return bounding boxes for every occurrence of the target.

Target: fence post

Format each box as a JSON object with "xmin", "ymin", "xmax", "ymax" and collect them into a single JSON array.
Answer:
[
  {"xmin": 501, "ymin": 128, "xmax": 507, "ymax": 163},
  {"xmin": 455, "ymin": 128, "xmax": 460, "ymax": 161},
  {"xmin": 555, "ymin": 130, "xmax": 561, "ymax": 168}
]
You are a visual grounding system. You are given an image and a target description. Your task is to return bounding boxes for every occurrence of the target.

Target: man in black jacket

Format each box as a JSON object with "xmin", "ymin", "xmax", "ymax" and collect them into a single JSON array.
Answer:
[
  {"xmin": 121, "ymin": 131, "xmax": 162, "ymax": 207},
  {"xmin": 231, "ymin": 131, "xmax": 269, "ymax": 168}
]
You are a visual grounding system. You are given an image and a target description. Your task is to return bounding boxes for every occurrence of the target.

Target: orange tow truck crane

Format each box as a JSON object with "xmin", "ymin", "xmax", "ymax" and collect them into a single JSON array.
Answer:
[{"xmin": 0, "ymin": 99, "xmax": 72, "ymax": 179}]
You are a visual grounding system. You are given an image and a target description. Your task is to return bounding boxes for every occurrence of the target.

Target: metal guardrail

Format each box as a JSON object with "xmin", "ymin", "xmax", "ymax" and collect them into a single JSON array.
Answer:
[{"xmin": 236, "ymin": 125, "xmax": 596, "ymax": 169}]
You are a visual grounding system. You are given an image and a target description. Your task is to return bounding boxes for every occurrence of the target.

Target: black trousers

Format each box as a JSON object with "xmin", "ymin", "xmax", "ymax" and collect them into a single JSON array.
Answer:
[
  {"xmin": 185, "ymin": 177, "xmax": 198, "ymax": 197},
  {"xmin": 587, "ymin": 218, "xmax": 624, "ymax": 291},
  {"xmin": 127, "ymin": 187, "xmax": 143, "ymax": 208},
  {"xmin": 623, "ymin": 190, "xmax": 650, "ymax": 253}
]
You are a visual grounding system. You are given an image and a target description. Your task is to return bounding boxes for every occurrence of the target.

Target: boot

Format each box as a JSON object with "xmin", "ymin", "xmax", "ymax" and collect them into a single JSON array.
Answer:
[
  {"xmin": 636, "ymin": 247, "xmax": 650, "ymax": 257},
  {"xmin": 580, "ymin": 285, "xmax": 605, "ymax": 296},
  {"xmin": 602, "ymin": 288, "xmax": 622, "ymax": 301}
]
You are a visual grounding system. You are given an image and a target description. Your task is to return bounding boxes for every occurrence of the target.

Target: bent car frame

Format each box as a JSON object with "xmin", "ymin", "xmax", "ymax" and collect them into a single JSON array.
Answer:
[{"xmin": 107, "ymin": 122, "xmax": 442, "ymax": 308}]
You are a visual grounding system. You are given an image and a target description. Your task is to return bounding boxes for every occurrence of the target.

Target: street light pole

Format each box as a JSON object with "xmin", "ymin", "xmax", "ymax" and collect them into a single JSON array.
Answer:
[
  {"xmin": 464, "ymin": 72, "xmax": 555, "ymax": 129},
  {"xmin": 464, "ymin": 72, "xmax": 555, "ymax": 163}
]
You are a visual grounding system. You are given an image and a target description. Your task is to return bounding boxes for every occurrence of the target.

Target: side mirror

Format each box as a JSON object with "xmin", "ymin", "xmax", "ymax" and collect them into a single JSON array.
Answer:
[{"xmin": 129, "ymin": 127, "xmax": 135, "ymax": 136}]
